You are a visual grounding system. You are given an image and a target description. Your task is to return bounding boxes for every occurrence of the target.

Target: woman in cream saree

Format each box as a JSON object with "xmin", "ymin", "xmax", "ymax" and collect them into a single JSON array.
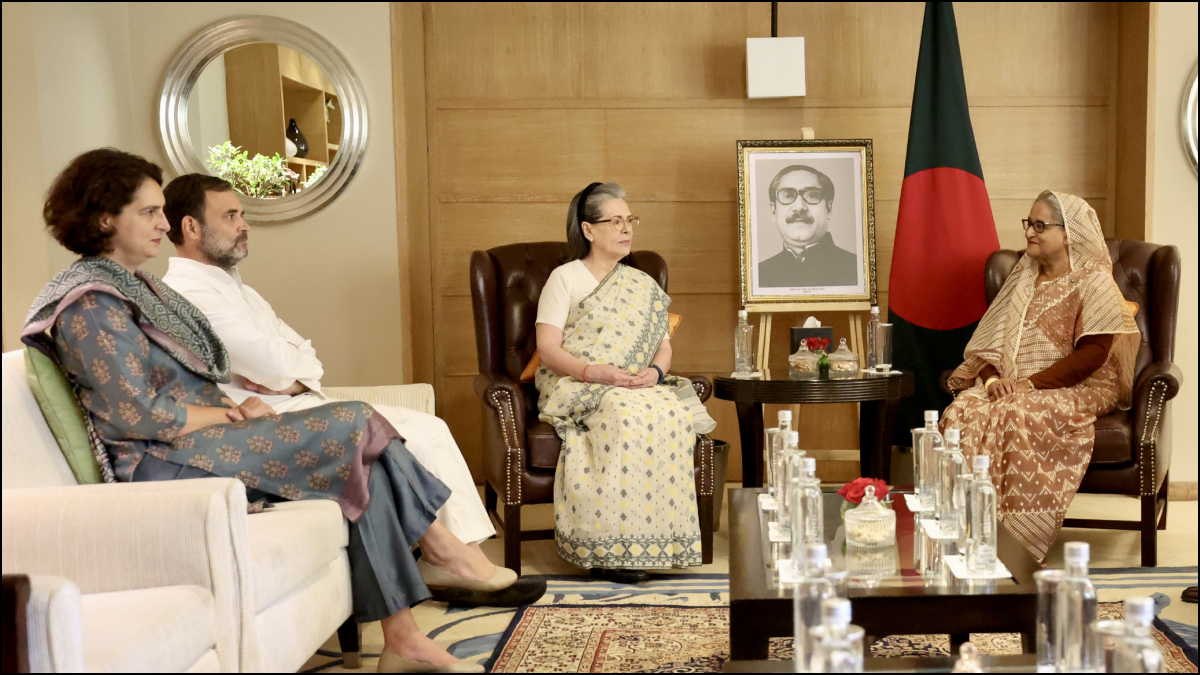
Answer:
[
  {"xmin": 534, "ymin": 182, "xmax": 716, "ymax": 574},
  {"xmin": 944, "ymin": 191, "xmax": 1140, "ymax": 561}
]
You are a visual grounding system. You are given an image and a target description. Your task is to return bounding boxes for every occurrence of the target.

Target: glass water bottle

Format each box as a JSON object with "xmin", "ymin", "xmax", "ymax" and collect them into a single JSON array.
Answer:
[
  {"xmin": 1056, "ymin": 542, "xmax": 1099, "ymax": 674},
  {"xmin": 790, "ymin": 456, "xmax": 824, "ymax": 574},
  {"xmin": 866, "ymin": 306, "xmax": 880, "ymax": 370},
  {"xmin": 1113, "ymin": 596, "xmax": 1164, "ymax": 673},
  {"xmin": 938, "ymin": 428, "xmax": 966, "ymax": 538},
  {"xmin": 809, "ymin": 598, "xmax": 865, "ymax": 673},
  {"xmin": 792, "ymin": 544, "xmax": 835, "ymax": 673},
  {"xmin": 963, "ymin": 454, "xmax": 998, "ymax": 574},
  {"xmin": 767, "ymin": 410, "xmax": 794, "ymax": 499},
  {"xmin": 919, "ymin": 411, "xmax": 945, "ymax": 510},
  {"xmin": 777, "ymin": 434, "xmax": 803, "ymax": 531},
  {"xmin": 734, "ymin": 309, "xmax": 754, "ymax": 375}
]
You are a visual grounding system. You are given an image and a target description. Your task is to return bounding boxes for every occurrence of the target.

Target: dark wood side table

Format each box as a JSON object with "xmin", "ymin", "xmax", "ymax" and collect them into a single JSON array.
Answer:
[{"xmin": 715, "ymin": 372, "xmax": 915, "ymax": 486}]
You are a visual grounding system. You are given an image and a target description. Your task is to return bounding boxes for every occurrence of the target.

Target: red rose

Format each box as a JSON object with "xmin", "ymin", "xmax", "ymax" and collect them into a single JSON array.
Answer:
[
  {"xmin": 805, "ymin": 337, "xmax": 831, "ymax": 353},
  {"xmin": 838, "ymin": 477, "xmax": 889, "ymax": 504}
]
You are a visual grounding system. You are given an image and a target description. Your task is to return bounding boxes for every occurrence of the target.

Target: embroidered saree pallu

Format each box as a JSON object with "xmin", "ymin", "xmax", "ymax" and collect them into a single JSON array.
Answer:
[
  {"xmin": 943, "ymin": 192, "xmax": 1140, "ymax": 562},
  {"xmin": 534, "ymin": 265, "xmax": 716, "ymax": 569}
]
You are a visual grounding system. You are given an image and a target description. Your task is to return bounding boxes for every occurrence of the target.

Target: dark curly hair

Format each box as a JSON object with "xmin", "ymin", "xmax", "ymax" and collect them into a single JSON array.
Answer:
[{"xmin": 43, "ymin": 148, "xmax": 163, "ymax": 256}]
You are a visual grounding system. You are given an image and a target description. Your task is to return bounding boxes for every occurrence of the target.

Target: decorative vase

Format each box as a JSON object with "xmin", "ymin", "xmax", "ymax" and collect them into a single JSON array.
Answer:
[
  {"xmin": 818, "ymin": 351, "xmax": 830, "ymax": 379},
  {"xmin": 285, "ymin": 137, "xmax": 298, "ymax": 159},
  {"xmin": 286, "ymin": 118, "xmax": 308, "ymax": 159}
]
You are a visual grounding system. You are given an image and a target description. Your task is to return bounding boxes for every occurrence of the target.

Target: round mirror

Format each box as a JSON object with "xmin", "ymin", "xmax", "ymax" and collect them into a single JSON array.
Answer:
[
  {"xmin": 1183, "ymin": 61, "xmax": 1198, "ymax": 176},
  {"xmin": 160, "ymin": 17, "xmax": 368, "ymax": 223}
]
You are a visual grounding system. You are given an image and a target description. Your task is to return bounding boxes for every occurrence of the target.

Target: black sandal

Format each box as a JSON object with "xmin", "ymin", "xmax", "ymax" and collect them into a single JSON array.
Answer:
[
  {"xmin": 590, "ymin": 568, "xmax": 649, "ymax": 584},
  {"xmin": 1183, "ymin": 586, "xmax": 1198, "ymax": 604}
]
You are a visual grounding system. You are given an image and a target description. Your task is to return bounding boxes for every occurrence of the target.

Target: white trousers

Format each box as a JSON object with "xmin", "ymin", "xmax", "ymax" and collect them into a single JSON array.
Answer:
[{"xmin": 273, "ymin": 394, "xmax": 495, "ymax": 544}]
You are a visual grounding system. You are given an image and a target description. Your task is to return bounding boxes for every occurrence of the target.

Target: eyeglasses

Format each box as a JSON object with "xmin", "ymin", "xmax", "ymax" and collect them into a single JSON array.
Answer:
[
  {"xmin": 775, "ymin": 187, "xmax": 826, "ymax": 206},
  {"xmin": 591, "ymin": 215, "xmax": 640, "ymax": 231},
  {"xmin": 1022, "ymin": 218, "xmax": 1064, "ymax": 234}
]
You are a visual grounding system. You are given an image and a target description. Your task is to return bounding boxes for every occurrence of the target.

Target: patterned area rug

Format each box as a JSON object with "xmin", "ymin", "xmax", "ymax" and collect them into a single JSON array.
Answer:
[
  {"xmin": 301, "ymin": 569, "xmax": 1197, "ymax": 672},
  {"xmin": 486, "ymin": 600, "xmax": 1198, "ymax": 673}
]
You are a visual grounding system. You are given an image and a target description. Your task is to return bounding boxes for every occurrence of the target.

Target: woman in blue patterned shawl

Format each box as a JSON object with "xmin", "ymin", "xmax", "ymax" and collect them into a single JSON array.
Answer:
[{"xmin": 23, "ymin": 149, "xmax": 537, "ymax": 672}]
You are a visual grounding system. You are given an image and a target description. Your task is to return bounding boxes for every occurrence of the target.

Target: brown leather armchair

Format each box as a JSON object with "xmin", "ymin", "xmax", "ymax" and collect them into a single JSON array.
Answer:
[
  {"xmin": 470, "ymin": 242, "xmax": 716, "ymax": 572},
  {"xmin": 945, "ymin": 239, "xmax": 1182, "ymax": 566}
]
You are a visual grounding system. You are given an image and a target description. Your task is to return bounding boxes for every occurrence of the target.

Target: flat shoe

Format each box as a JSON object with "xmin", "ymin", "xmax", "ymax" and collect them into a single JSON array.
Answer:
[
  {"xmin": 429, "ymin": 576, "xmax": 547, "ymax": 607},
  {"xmin": 1183, "ymin": 586, "xmax": 1198, "ymax": 604},
  {"xmin": 418, "ymin": 558, "xmax": 517, "ymax": 592},
  {"xmin": 377, "ymin": 650, "xmax": 484, "ymax": 673},
  {"xmin": 590, "ymin": 568, "xmax": 649, "ymax": 584}
]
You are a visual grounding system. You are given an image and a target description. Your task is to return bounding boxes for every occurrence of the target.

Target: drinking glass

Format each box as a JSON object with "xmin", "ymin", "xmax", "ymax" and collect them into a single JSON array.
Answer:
[
  {"xmin": 874, "ymin": 323, "xmax": 893, "ymax": 372},
  {"xmin": 1035, "ymin": 569, "xmax": 1068, "ymax": 672},
  {"xmin": 1091, "ymin": 619, "xmax": 1127, "ymax": 673}
]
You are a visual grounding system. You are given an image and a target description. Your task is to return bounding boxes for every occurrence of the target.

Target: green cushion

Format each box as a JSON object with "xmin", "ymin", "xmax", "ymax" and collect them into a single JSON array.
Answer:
[{"xmin": 24, "ymin": 346, "xmax": 103, "ymax": 484}]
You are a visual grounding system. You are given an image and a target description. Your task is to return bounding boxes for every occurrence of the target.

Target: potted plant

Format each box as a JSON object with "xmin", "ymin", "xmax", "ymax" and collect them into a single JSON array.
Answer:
[
  {"xmin": 205, "ymin": 142, "xmax": 299, "ymax": 199},
  {"xmin": 803, "ymin": 337, "xmax": 832, "ymax": 379}
]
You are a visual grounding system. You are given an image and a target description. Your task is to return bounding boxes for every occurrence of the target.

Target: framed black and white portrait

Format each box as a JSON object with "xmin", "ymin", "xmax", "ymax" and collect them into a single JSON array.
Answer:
[{"xmin": 737, "ymin": 139, "xmax": 877, "ymax": 311}]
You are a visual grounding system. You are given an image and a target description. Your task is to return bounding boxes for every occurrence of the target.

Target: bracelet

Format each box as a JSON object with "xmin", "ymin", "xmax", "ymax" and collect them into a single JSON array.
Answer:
[
  {"xmin": 983, "ymin": 376, "xmax": 999, "ymax": 391},
  {"xmin": 650, "ymin": 364, "xmax": 665, "ymax": 384},
  {"xmin": 581, "ymin": 364, "xmax": 590, "ymax": 383}
]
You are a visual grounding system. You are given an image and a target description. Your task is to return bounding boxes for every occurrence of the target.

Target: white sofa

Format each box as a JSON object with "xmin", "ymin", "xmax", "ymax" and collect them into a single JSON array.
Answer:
[{"xmin": 1, "ymin": 350, "xmax": 435, "ymax": 672}]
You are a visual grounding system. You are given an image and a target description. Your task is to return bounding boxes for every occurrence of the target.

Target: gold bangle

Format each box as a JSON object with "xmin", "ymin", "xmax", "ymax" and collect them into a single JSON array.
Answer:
[{"xmin": 984, "ymin": 376, "xmax": 1000, "ymax": 390}]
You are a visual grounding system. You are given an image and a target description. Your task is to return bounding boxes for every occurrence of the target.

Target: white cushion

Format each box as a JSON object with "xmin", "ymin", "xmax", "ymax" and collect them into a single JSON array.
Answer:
[
  {"xmin": 24, "ymin": 575, "xmax": 85, "ymax": 673},
  {"xmin": 2, "ymin": 350, "xmax": 77, "ymax": 489},
  {"xmin": 255, "ymin": 553, "xmax": 353, "ymax": 674},
  {"xmin": 183, "ymin": 649, "xmax": 221, "ymax": 673},
  {"xmin": 248, "ymin": 499, "xmax": 347, "ymax": 611},
  {"xmin": 80, "ymin": 585, "xmax": 216, "ymax": 673}
]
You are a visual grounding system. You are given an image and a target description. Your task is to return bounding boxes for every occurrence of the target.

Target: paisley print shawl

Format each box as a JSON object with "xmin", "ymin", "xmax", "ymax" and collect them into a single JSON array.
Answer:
[{"xmin": 23, "ymin": 257, "xmax": 231, "ymax": 383}]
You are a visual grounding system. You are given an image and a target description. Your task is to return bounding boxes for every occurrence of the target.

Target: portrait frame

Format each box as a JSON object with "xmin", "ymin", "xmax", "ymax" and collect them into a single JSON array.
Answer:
[{"xmin": 737, "ymin": 139, "xmax": 877, "ymax": 312}]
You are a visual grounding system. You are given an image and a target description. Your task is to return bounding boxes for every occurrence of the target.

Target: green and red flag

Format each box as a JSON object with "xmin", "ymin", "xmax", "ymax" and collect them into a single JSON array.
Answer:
[{"xmin": 889, "ymin": 2, "xmax": 999, "ymax": 444}]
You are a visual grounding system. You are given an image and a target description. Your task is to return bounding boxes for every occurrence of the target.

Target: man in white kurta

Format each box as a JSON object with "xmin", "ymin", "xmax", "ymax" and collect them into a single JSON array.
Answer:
[{"xmin": 160, "ymin": 182, "xmax": 493, "ymax": 546}]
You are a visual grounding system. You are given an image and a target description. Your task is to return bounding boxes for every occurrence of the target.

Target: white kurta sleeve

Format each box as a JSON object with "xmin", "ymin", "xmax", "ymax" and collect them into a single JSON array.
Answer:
[
  {"xmin": 536, "ymin": 266, "xmax": 572, "ymax": 330},
  {"xmin": 183, "ymin": 284, "xmax": 324, "ymax": 392}
]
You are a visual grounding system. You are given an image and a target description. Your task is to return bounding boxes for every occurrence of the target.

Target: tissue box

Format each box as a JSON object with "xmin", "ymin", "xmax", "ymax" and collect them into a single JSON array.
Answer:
[{"xmin": 791, "ymin": 327, "xmax": 834, "ymax": 355}]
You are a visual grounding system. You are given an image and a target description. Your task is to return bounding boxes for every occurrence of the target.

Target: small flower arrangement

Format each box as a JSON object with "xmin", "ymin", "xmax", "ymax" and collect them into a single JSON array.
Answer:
[
  {"xmin": 803, "ymin": 337, "xmax": 832, "ymax": 354},
  {"xmin": 839, "ymin": 477, "xmax": 889, "ymax": 503},
  {"xmin": 804, "ymin": 337, "xmax": 833, "ymax": 378},
  {"xmin": 838, "ymin": 477, "xmax": 890, "ymax": 519}
]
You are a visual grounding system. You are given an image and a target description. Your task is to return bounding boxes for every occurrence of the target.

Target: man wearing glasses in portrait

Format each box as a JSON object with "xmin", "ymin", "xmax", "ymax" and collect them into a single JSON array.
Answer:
[{"xmin": 757, "ymin": 164, "xmax": 858, "ymax": 288}]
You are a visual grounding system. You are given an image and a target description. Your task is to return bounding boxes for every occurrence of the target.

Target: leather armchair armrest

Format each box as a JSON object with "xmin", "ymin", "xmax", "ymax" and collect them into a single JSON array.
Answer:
[
  {"xmin": 1132, "ymin": 361, "xmax": 1183, "ymax": 494},
  {"xmin": 474, "ymin": 372, "xmax": 529, "ymax": 500},
  {"xmin": 674, "ymin": 373, "xmax": 713, "ymax": 403}
]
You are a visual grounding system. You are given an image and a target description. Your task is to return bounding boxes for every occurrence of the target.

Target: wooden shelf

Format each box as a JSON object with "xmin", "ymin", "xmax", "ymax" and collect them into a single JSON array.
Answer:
[
  {"xmin": 327, "ymin": 143, "xmax": 339, "ymax": 152},
  {"xmin": 287, "ymin": 157, "xmax": 326, "ymax": 167}
]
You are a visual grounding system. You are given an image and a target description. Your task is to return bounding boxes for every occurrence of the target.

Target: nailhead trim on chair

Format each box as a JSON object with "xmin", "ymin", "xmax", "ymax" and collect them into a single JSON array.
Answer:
[
  {"xmin": 1137, "ymin": 381, "xmax": 1167, "ymax": 497},
  {"xmin": 487, "ymin": 389, "xmax": 524, "ymax": 506},
  {"xmin": 696, "ymin": 434, "xmax": 714, "ymax": 497}
]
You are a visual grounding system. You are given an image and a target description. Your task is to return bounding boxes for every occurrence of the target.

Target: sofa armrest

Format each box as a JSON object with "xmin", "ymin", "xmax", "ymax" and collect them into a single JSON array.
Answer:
[
  {"xmin": 474, "ymin": 373, "xmax": 529, "ymax": 502},
  {"xmin": 1132, "ymin": 361, "xmax": 1183, "ymax": 495},
  {"xmin": 13, "ymin": 575, "xmax": 84, "ymax": 673},
  {"xmin": 675, "ymin": 374, "xmax": 712, "ymax": 403},
  {"xmin": 2, "ymin": 478, "xmax": 252, "ymax": 672},
  {"xmin": 323, "ymin": 383, "xmax": 435, "ymax": 416}
]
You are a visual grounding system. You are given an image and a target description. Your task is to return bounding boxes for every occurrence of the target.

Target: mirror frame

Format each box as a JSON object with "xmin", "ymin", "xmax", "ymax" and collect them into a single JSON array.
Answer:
[
  {"xmin": 159, "ymin": 16, "xmax": 368, "ymax": 223},
  {"xmin": 1183, "ymin": 61, "xmax": 1198, "ymax": 177}
]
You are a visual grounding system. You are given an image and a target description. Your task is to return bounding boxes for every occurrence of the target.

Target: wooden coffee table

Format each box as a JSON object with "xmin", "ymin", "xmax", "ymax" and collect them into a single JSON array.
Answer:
[
  {"xmin": 714, "ymin": 372, "xmax": 915, "ymax": 486},
  {"xmin": 727, "ymin": 488, "xmax": 1039, "ymax": 661}
]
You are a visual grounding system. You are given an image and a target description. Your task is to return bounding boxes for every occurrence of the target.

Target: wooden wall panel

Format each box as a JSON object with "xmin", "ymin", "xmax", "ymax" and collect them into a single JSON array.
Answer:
[
  {"xmin": 401, "ymin": 2, "xmax": 1128, "ymax": 485},
  {"xmin": 581, "ymin": 3, "xmax": 770, "ymax": 99}
]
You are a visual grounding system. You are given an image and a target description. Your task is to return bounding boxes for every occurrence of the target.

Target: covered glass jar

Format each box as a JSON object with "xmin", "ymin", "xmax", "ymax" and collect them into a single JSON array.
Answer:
[
  {"xmin": 789, "ymin": 341, "xmax": 819, "ymax": 380},
  {"xmin": 845, "ymin": 485, "xmax": 896, "ymax": 547},
  {"xmin": 828, "ymin": 338, "xmax": 859, "ymax": 379}
]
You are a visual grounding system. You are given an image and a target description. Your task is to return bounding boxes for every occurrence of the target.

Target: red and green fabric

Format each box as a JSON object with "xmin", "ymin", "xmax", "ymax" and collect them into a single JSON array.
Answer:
[{"xmin": 889, "ymin": 2, "xmax": 999, "ymax": 444}]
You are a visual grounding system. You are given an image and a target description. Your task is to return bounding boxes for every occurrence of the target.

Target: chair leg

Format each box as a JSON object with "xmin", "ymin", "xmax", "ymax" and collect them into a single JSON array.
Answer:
[
  {"xmin": 337, "ymin": 616, "xmax": 362, "ymax": 669},
  {"xmin": 504, "ymin": 502, "xmax": 523, "ymax": 574},
  {"xmin": 699, "ymin": 494, "xmax": 714, "ymax": 565},
  {"xmin": 1157, "ymin": 477, "xmax": 1169, "ymax": 530},
  {"xmin": 485, "ymin": 481, "xmax": 498, "ymax": 515},
  {"xmin": 1140, "ymin": 492, "xmax": 1158, "ymax": 567}
]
